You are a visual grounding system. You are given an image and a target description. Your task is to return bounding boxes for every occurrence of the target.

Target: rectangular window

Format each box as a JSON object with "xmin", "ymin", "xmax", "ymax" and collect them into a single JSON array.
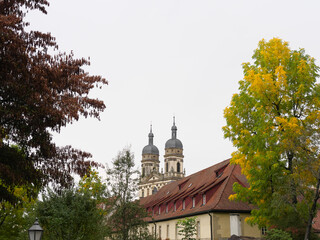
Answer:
[
  {"xmin": 261, "ymin": 226, "xmax": 267, "ymax": 235},
  {"xmin": 174, "ymin": 201, "xmax": 176, "ymax": 211},
  {"xmin": 182, "ymin": 199, "xmax": 185, "ymax": 210},
  {"xmin": 230, "ymin": 214, "xmax": 241, "ymax": 236},
  {"xmin": 197, "ymin": 221, "xmax": 200, "ymax": 238},
  {"xmin": 158, "ymin": 205, "xmax": 161, "ymax": 215},
  {"xmin": 192, "ymin": 197, "xmax": 195, "ymax": 208},
  {"xmin": 166, "ymin": 204, "xmax": 168, "ymax": 213},
  {"xmin": 166, "ymin": 225, "xmax": 169, "ymax": 238},
  {"xmin": 159, "ymin": 226, "xmax": 161, "ymax": 239},
  {"xmin": 203, "ymin": 194, "xmax": 206, "ymax": 205}
]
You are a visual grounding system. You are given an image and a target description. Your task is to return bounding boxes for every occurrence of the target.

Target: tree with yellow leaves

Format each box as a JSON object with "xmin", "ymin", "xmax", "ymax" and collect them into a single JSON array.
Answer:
[
  {"xmin": 223, "ymin": 38, "xmax": 320, "ymax": 240},
  {"xmin": 78, "ymin": 168, "xmax": 109, "ymax": 203}
]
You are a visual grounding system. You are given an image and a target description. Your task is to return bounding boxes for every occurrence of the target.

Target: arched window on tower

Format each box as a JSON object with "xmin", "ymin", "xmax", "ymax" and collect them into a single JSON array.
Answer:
[
  {"xmin": 142, "ymin": 167, "xmax": 145, "ymax": 177},
  {"xmin": 152, "ymin": 187, "xmax": 158, "ymax": 195},
  {"xmin": 177, "ymin": 162, "xmax": 181, "ymax": 173},
  {"xmin": 166, "ymin": 162, "xmax": 168, "ymax": 173}
]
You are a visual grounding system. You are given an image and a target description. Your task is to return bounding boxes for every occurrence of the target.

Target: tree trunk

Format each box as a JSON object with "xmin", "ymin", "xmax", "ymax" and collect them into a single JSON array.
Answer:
[
  {"xmin": 304, "ymin": 172, "xmax": 320, "ymax": 240},
  {"xmin": 287, "ymin": 151, "xmax": 298, "ymax": 204}
]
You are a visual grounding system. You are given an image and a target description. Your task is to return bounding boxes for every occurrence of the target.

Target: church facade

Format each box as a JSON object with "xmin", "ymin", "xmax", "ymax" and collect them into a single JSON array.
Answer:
[{"xmin": 139, "ymin": 118, "xmax": 185, "ymax": 198}]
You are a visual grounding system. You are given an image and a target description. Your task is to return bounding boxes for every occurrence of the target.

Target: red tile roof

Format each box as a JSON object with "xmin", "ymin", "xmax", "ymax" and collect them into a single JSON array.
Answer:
[{"xmin": 140, "ymin": 159, "xmax": 253, "ymax": 222}]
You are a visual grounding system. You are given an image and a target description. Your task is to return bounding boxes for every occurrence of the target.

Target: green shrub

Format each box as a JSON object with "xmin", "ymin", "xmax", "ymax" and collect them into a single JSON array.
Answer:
[{"xmin": 265, "ymin": 229, "xmax": 292, "ymax": 240}]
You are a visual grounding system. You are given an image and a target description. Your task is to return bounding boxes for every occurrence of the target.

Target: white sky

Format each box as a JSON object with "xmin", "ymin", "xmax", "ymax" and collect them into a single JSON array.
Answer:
[{"xmin": 26, "ymin": 0, "xmax": 320, "ymax": 176}]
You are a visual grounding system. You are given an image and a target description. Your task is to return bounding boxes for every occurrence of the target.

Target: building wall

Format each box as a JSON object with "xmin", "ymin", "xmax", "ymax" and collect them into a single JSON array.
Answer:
[
  {"xmin": 212, "ymin": 213, "xmax": 261, "ymax": 239},
  {"xmin": 140, "ymin": 179, "xmax": 172, "ymax": 197},
  {"xmin": 164, "ymin": 149, "xmax": 184, "ymax": 175},
  {"xmin": 141, "ymin": 153, "xmax": 160, "ymax": 176},
  {"xmin": 147, "ymin": 213, "xmax": 262, "ymax": 240},
  {"xmin": 240, "ymin": 213, "xmax": 261, "ymax": 238}
]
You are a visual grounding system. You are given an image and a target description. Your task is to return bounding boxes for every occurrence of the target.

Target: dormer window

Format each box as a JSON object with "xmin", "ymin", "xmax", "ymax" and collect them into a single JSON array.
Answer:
[
  {"xmin": 192, "ymin": 197, "xmax": 195, "ymax": 208},
  {"xmin": 166, "ymin": 204, "xmax": 168, "ymax": 213},
  {"xmin": 174, "ymin": 202, "xmax": 176, "ymax": 212},
  {"xmin": 182, "ymin": 199, "xmax": 185, "ymax": 210},
  {"xmin": 159, "ymin": 206, "xmax": 161, "ymax": 215},
  {"xmin": 216, "ymin": 171, "xmax": 223, "ymax": 178},
  {"xmin": 202, "ymin": 194, "xmax": 206, "ymax": 205}
]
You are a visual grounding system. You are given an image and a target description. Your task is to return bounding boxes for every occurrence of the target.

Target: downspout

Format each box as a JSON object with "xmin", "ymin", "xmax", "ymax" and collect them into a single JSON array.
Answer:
[
  {"xmin": 208, "ymin": 212, "xmax": 213, "ymax": 240},
  {"xmin": 153, "ymin": 221, "xmax": 157, "ymax": 239}
]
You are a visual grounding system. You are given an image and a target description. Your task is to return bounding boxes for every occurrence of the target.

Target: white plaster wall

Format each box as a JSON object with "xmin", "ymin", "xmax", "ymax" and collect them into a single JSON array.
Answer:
[
  {"xmin": 147, "ymin": 213, "xmax": 212, "ymax": 240},
  {"xmin": 147, "ymin": 213, "xmax": 262, "ymax": 240}
]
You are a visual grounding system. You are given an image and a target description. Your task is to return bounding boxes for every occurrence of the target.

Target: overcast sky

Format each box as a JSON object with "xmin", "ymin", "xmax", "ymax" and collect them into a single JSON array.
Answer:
[{"xmin": 26, "ymin": 0, "xmax": 320, "ymax": 177}]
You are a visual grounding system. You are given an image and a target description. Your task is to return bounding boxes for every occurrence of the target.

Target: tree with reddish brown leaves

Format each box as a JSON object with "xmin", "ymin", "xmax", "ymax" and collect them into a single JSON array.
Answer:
[{"xmin": 0, "ymin": 0, "xmax": 107, "ymax": 213}]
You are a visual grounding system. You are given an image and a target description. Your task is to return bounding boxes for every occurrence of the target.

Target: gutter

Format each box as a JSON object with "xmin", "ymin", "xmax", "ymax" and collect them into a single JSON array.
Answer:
[
  {"xmin": 147, "ymin": 208, "xmax": 251, "ymax": 223},
  {"xmin": 153, "ymin": 221, "xmax": 157, "ymax": 239}
]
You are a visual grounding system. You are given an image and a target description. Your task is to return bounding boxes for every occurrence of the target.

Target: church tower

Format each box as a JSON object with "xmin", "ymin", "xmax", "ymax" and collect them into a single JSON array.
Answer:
[
  {"xmin": 164, "ymin": 117, "xmax": 184, "ymax": 179},
  {"xmin": 139, "ymin": 125, "xmax": 162, "ymax": 198},
  {"xmin": 139, "ymin": 119, "xmax": 185, "ymax": 198},
  {"xmin": 141, "ymin": 125, "xmax": 159, "ymax": 178}
]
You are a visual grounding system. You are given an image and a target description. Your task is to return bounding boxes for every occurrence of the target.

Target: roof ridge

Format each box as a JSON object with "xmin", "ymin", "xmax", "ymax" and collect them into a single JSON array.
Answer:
[{"xmin": 184, "ymin": 158, "xmax": 230, "ymax": 178}]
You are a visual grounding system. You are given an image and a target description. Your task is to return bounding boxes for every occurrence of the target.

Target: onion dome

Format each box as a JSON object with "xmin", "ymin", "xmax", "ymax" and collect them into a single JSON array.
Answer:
[
  {"xmin": 142, "ymin": 125, "xmax": 159, "ymax": 155},
  {"xmin": 165, "ymin": 117, "xmax": 183, "ymax": 149}
]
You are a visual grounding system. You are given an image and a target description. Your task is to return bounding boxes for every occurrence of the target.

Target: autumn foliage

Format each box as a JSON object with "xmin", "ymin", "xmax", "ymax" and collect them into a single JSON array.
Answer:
[
  {"xmin": 224, "ymin": 38, "xmax": 320, "ymax": 239},
  {"xmin": 0, "ymin": 0, "xmax": 107, "ymax": 206}
]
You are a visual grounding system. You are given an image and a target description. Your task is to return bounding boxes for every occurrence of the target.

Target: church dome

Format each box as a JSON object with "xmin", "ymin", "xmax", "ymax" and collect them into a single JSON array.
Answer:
[
  {"xmin": 142, "ymin": 125, "xmax": 159, "ymax": 155},
  {"xmin": 165, "ymin": 117, "xmax": 183, "ymax": 149},
  {"xmin": 165, "ymin": 138, "xmax": 183, "ymax": 149},
  {"xmin": 142, "ymin": 144, "xmax": 159, "ymax": 155}
]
